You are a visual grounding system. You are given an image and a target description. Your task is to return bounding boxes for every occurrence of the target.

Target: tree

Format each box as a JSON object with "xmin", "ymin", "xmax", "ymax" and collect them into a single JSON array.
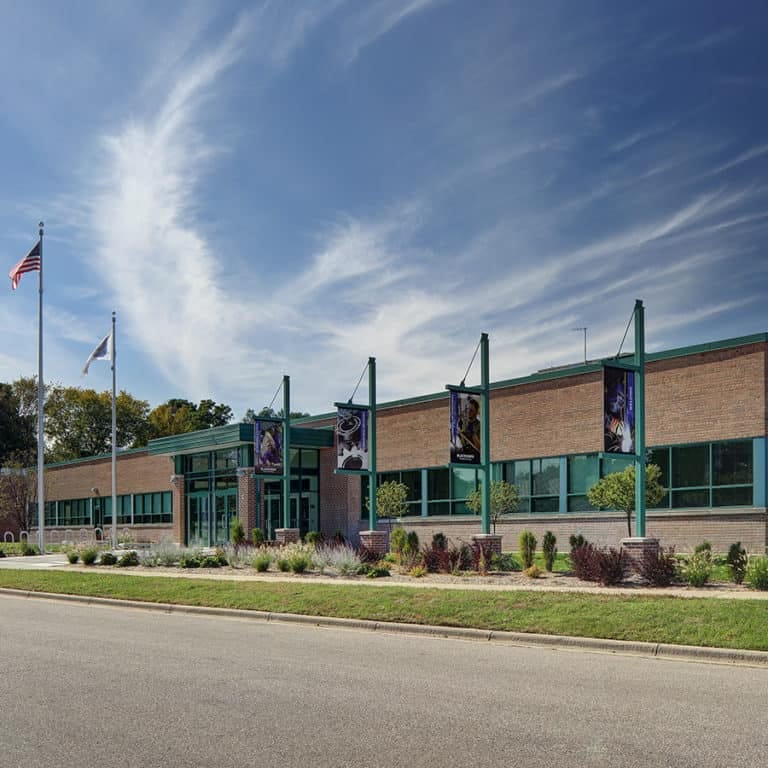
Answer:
[
  {"xmin": 369, "ymin": 480, "xmax": 409, "ymax": 521},
  {"xmin": 0, "ymin": 383, "xmax": 35, "ymax": 465},
  {"xmin": 466, "ymin": 480, "xmax": 520, "ymax": 534},
  {"xmin": 587, "ymin": 463, "xmax": 665, "ymax": 537},
  {"xmin": 242, "ymin": 406, "xmax": 310, "ymax": 422},
  {"xmin": 148, "ymin": 398, "xmax": 233, "ymax": 438},
  {"xmin": 0, "ymin": 453, "xmax": 42, "ymax": 534},
  {"xmin": 45, "ymin": 387, "xmax": 150, "ymax": 461}
]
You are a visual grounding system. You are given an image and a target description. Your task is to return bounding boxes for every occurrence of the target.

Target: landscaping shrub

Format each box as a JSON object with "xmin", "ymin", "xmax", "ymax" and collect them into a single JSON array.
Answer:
[
  {"xmin": 313, "ymin": 543, "xmax": 362, "ymax": 575},
  {"xmin": 597, "ymin": 548, "xmax": 626, "ymax": 586},
  {"xmin": 524, "ymin": 564, "xmax": 542, "ymax": 579},
  {"xmin": 179, "ymin": 550, "xmax": 202, "ymax": 569},
  {"xmin": 471, "ymin": 540, "xmax": 496, "ymax": 575},
  {"xmin": 569, "ymin": 534, "xmax": 587, "ymax": 553},
  {"xmin": 490, "ymin": 552, "xmax": 520, "ymax": 572},
  {"xmin": 684, "ymin": 550, "xmax": 713, "ymax": 587},
  {"xmin": 542, "ymin": 531, "xmax": 557, "ymax": 572},
  {"xmin": 65, "ymin": 549, "xmax": 79, "ymax": 564},
  {"xmin": 252, "ymin": 552, "xmax": 271, "ymax": 572},
  {"xmin": 140, "ymin": 538, "xmax": 181, "ymax": 567},
  {"xmin": 408, "ymin": 564, "xmax": 427, "ymax": 578},
  {"xmin": 727, "ymin": 542, "xmax": 748, "ymax": 585},
  {"xmin": 0, "ymin": 548, "xmax": 5, "ymax": 558},
  {"xmin": 694, "ymin": 541, "xmax": 712, "ymax": 557},
  {"xmin": 80, "ymin": 546, "xmax": 99, "ymax": 566},
  {"xmin": 230, "ymin": 517, "xmax": 246, "ymax": 548},
  {"xmin": 304, "ymin": 531, "xmax": 324, "ymax": 546},
  {"xmin": 421, "ymin": 541, "xmax": 456, "ymax": 573},
  {"xmin": 198, "ymin": 555, "xmax": 222, "ymax": 568},
  {"xmin": 287, "ymin": 552, "xmax": 312, "ymax": 574},
  {"xmin": 518, "ymin": 530, "xmax": 537, "ymax": 569},
  {"xmin": 431, "ymin": 532, "xmax": 448, "ymax": 550},
  {"xmin": 100, "ymin": 551, "xmax": 118, "ymax": 566},
  {"xmin": 404, "ymin": 531, "xmax": 420, "ymax": 558},
  {"xmin": 331, "ymin": 530, "xmax": 347, "ymax": 545},
  {"xmin": 276, "ymin": 556, "xmax": 290, "ymax": 572},
  {"xmin": 390, "ymin": 527, "xmax": 407, "ymax": 556},
  {"xmin": 746, "ymin": 556, "xmax": 768, "ymax": 591},
  {"xmin": 639, "ymin": 546, "xmax": 678, "ymax": 586},
  {"xmin": 252, "ymin": 528, "xmax": 265, "ymax": 546},
  {"xmin": 117, "ymin": 550, "xmax": 140, "ymax": 567}
]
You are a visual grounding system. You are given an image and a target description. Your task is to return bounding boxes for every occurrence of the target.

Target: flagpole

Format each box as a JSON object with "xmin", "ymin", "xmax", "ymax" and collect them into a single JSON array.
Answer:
[
  {"xmin": 111, "ymin": 310, "xmax": 117, "ymax": 549},
  {"xmin": 37, "ymin": 221, "xmax": 45, "ymax": 554}
]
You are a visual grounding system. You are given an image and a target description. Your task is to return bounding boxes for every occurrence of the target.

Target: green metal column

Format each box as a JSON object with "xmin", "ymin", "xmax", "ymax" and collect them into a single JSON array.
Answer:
[
  {"xmin": 480, "ymin": 333, "xmax": 491, "ymax": 535},
  {"xmin": 368, "ymin": 357, "xmax": 377, "ymax": 530},
  {"xmin": 282, "ymin": 375, "xmax": 291, "ymax": 529},
  {"xmin": 634, "ymin": 300, "xmax": 646, "ymax": 536}
]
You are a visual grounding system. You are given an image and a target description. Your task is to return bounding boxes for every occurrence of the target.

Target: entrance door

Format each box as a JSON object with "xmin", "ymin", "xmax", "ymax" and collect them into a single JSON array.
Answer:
[
  {"xmin": 187, "ymin": 493, "xmax": 210, "ymax": 547},
  {"xmin": 214, "ymin": 491, "xmax": 238, "ymax": 546}
]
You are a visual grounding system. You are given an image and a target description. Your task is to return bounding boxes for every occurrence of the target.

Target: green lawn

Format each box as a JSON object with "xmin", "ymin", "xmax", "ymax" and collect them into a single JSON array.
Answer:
[{"xmin": 1, "ymin": 569, "xmax": 767, "ymax": 651}]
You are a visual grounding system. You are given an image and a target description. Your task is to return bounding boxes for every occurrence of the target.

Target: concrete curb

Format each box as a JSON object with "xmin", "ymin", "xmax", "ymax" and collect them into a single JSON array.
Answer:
[{"xmin": 3, "ymin": 587, "xmax": 768, "ymax": 667}]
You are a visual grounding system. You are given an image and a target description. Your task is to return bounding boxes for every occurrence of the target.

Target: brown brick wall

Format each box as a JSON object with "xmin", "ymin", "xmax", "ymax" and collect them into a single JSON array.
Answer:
[
  {"xmin": 319, "ymin": 447, "xmax": 361, "ymax": 541},
  {"xmin": 393, "ymin": 509, "xmax": 767, "ymax": 555}
]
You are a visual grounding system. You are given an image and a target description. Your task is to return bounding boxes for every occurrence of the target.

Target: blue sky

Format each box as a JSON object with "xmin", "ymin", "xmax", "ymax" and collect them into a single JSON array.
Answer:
[{"xmin": 1, "ymin": 0, "xmax": 767, "ymax": 419}]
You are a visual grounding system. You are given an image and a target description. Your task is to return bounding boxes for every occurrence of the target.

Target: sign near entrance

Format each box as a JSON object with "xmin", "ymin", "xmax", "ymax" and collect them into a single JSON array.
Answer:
[
  {"xmin": 603, "ymin": 366, "xmax": 635, "ymax": 454},
  {"xmin": 449, "ymin": 390, "xmax": 481, "ymax": 465},
  {"xmin": 336, "ymin": 406, "xmax": 369, "ymax": 472},
  {"xmin": 254, "ymin": 419, "xmax": 284, "ymax": 475}
]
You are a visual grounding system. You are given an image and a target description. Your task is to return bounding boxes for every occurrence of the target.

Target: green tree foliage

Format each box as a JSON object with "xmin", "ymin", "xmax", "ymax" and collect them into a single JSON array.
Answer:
[
  {"xmin": 587, "ymin": 463, "xmax": 665, "ymax": 537},
  {"xmin": 465, "ymin": 480, "xmax": 520, "ymax": 533},
  {"xmin": 148, "ymin": 398, "xmax": 233, "ymax": 438},
  {"xmin": 242, "ymin": 406, "xmax": 310, "ymax": 422},
  {"xmin": 45, "ymin": 387, "xmax": 151, "ymax": 461},
  {"xmin": 372, "ymin": 480, "xmax": 409, "ymax": 520},
  {"xmin": 0, "ymin": 383, "xmax": 36, "ymax": 465}
]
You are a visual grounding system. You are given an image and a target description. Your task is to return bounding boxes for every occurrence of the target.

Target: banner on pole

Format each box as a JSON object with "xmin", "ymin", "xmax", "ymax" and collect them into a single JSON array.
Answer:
[
  {"xmin": 336, "ymin": 406, "xmax": 369, "ymax": 471},
  {"xmin": 254, "ymin": 419, "xmax": 284, "ymax": 475},
  {"xmin": 603, "ymin": 366, "xmax": 635, "ymax": 453},
  {"xmin": 449, "ymin": 390, "xmax": 481, "ymax": 465}
]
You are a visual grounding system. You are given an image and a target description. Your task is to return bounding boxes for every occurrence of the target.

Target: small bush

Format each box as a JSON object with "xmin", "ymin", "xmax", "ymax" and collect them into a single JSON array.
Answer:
[
  {"xmin": 569, "ymin": 534, "xmax": 587, "ymax": 553},
  {"xmin": 727, "ymin": 542, "xmax": 748, "ymax": 585},
  {"xmin": 598, "ymin": 548, "xmax": 627, "ymax": 586},
  {"xmin": 288, "ymin": 552, "xmax": 312, "ymax": 574},
  {"xmin": 404, "ymin": 531, "xmax": 420, "ymax": 557},
  {"xmin": 21, "ymin": 541, "xmax": 40, "ymax": 556},
  {"xmin": 304, "ymin": 531, "xmax": 324, "ymax": 546},
  {"xmin": 390, "ymin": 527, "xmax": 407, "ymax": 556},
  {"xmin": 80, "ymin": 546, "xmax": 99, "ymax": 566},
  {"xmin": 276, "ymin": 556, "xmax": 290, "ymax": 572},
  {"xmin": 313, "ymin": 543, "xmax": 362, "ymax": 575},
  {"xmin": 490, "ymin": 552, "xmax": 520, "ymax": 572},
  {"xmin": 100, "ymin": 551, "xmax": 118, "ymax": 566},
  {"xmin": 66, "ymin": 550, "xmax": 79, "ymax": 564},
  {"xmin": 117, "ymin": 550, "xmax": 140, "ymax": 567},
  {"xmin": 179, "ymin": 550, "xmax": 202, "ymax": 569},
  {"xmin": 331, "ymin": 530, "xmax": 347, "ymax": 545},
  {"xmin": 524, "ymin": 564, "xmax": 542, "ymax": 579},
  {"xmin": 253, "ymin": 552, "xmax": 271, "ymax": 572},
  {"xmin": 431, "ymin": 532, "xmax": 448, "ymax": 551},
  {"xmin": 409, "ymin": 565, "xmax": 427, "ymax": 578},
  {"xmin": 252, "ymin": 528, "xmax": 265, "ymax": 546},
  {"xmin": 471, "ymin": 540, "xmax": 496, "ymax": 575},
  {"xmin": 519, "ymin": 530, "xmax": 537, "ymax": 569},
  {"xmin": 694, "ymin": 541, "xmax": 712, "ymax": 557},
  {"xmin": 684, "ymin": 550, "xmax": 713, "ymax": 587},
  {"xmin": 0, "ymin": 548, "xmax": 5, "ymax": 558},
  {"xmin": 230, "ymin": 517, "xmax": 246, "ymax": 548},
  {"xmin": 542, "ymin": 531, "xmax": 557, "ymax": 572},
  {"xmin": 639, "ymin": 546, "xmax": 678, "ymax": 586},
  {"xmin": 746, "ymin": 556, "xmax": 768, "ymax": 591}
]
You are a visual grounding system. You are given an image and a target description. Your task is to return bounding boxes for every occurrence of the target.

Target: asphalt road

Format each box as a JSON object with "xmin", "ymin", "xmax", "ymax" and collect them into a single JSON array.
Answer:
[{"xmin": 1, "ymin": 594, "xmax": 766, "ymax": 768}]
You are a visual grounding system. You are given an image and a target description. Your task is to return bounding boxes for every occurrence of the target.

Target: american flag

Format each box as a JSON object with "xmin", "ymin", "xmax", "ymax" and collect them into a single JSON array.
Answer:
[{"xmin": 9, "ymin": 240, "xmax": 41, "ymax": 290}]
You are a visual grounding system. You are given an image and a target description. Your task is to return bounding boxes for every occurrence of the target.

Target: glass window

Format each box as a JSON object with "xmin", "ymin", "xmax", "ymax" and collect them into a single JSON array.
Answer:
[
  {"xmin": 427, "ymin": 468, "xmax": 450, "ymax": 500},
  {"xmin": 401, "ymin": 470, "xmax": 422, "ymax": 501},
  {"xmin": 512, "ymin": 461, "xmax": 531, "ymax": 496},
  {"xmin": 647, "ymin": 447, "xmax": 670, "ymax": 488},
  {"xmin": 601, "ymin": 455, "xmax": 631, "ymax": 477},
  {"xmin": 532, "ymin": 497, "xmax": 559, "ymax": 514},
  {"xmin": 713, "ymin": 486, "xmax": 753, "ymax": 507},
  {"xmin": 451, "ymin": 467, "xmax": 477, "ymax": 500},
  {"xmin": 532, "ymin": 458, "xmax": 559, "ymax": 496},
  {"xmin": 427, "ymin": 501, "xmax": 450, "ymax": 516},
  {"xmin": 186, "ymin": 454, "xmax": 210, "ymax": 473},
  {"xmin": 567, "ymin": 495, "xmax": 596, "ymax": 513},
  {"xmin": 568, "ymin": 455, "xmax": 598, "ymax": 494},
  {"xmin": 215, "ymin": 449, "xmax": 239, "ymax": 470},
  {"xmin": 672, "ymin": 445, "xmax": 709, "ymax": 488},
  {"xmin": 712, "ymin": 441, "xmax": 752, "ymax": 486},
  {"xmin": 671, "ymin": 489, "xmax": 709, "ymax": 508},
  {"xmin": 301, "ymin": 450, "xmax": 319, "ymax": 470}
]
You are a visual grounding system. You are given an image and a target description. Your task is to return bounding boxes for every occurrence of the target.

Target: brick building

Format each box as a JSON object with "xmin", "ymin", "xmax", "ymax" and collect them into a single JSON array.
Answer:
[{"xmin": 33, "ymin": 332, "xmax": 768, "ymax": 553}]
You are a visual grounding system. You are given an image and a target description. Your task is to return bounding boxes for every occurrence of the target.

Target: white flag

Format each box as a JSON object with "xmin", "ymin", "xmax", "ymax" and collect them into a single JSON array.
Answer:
[{"xmin": 82, "ymin": 332, "xmax": 112, "ymax": 375}]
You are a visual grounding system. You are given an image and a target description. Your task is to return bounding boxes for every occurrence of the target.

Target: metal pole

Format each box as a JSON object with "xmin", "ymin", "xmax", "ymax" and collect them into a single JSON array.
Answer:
[
  {"xmin": 36, "ymin": 222, "xmax": 45, "ymax": 553},
  {"xmin": 368, "ymin": 357, "xmax": 377, "ymax": 531},
  {"xmin": 480, "ymin": 333, "xmax": 491, "ymax": 535},
  {"xmin": 111, "ymin": 311, "xmax": 117, "ymax": 549},
  {"xmin": 282, "ymin": 375, "xmax": 291, "ymax": 529},
  {"xmin": 634, "ymin": 300, "xmax": 646, "ymax": 537}
]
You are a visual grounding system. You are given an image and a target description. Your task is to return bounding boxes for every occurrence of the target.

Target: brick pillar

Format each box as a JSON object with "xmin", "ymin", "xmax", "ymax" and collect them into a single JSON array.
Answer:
[
  {"xmin": 236, "ymin": 468, "xmax": 257, "ymax": 540},
  {"xmin": 359, "ymin": 529, "xmax": 388, "ymax": 556},
  {"xmin": 621, "ymin": 537, "xmax": 659, "ymax": 577},
  {"xmin": 275, "ymin": 528, "xmax": 300, "ymax": 545},
  {"xmin": 471, "ymin": 534, "xmax": 502, "ymax": 556},
  {"xmin": 171, "ymin": 474, "xmax": 185, "ymax": 546}
]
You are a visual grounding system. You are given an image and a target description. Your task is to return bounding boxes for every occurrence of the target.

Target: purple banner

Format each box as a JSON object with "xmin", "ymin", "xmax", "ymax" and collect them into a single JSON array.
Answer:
[
  {"xmin": 336, "ymin": 407, "xmax": 369, "ymax": 471},
  {"xmin": 603, "ymin": 367, "xmax": 635, "ymax": 454},
  {"xmin": 450, "ymin": 390, "xmax": 481, "ymax": 465},
  {"xmin": 254, "ymin": 420, "xmax": 284, "ymax": 475}
]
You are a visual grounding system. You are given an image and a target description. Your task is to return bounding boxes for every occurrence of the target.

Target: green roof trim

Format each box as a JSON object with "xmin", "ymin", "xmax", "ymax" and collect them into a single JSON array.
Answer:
[
  {"xmin": 295, "ymin": 331, "xmax": 768, "ymax": 422},
  {"xmin": 148, "ymin": 422, "xmax": 333, "ymax": 456}
]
